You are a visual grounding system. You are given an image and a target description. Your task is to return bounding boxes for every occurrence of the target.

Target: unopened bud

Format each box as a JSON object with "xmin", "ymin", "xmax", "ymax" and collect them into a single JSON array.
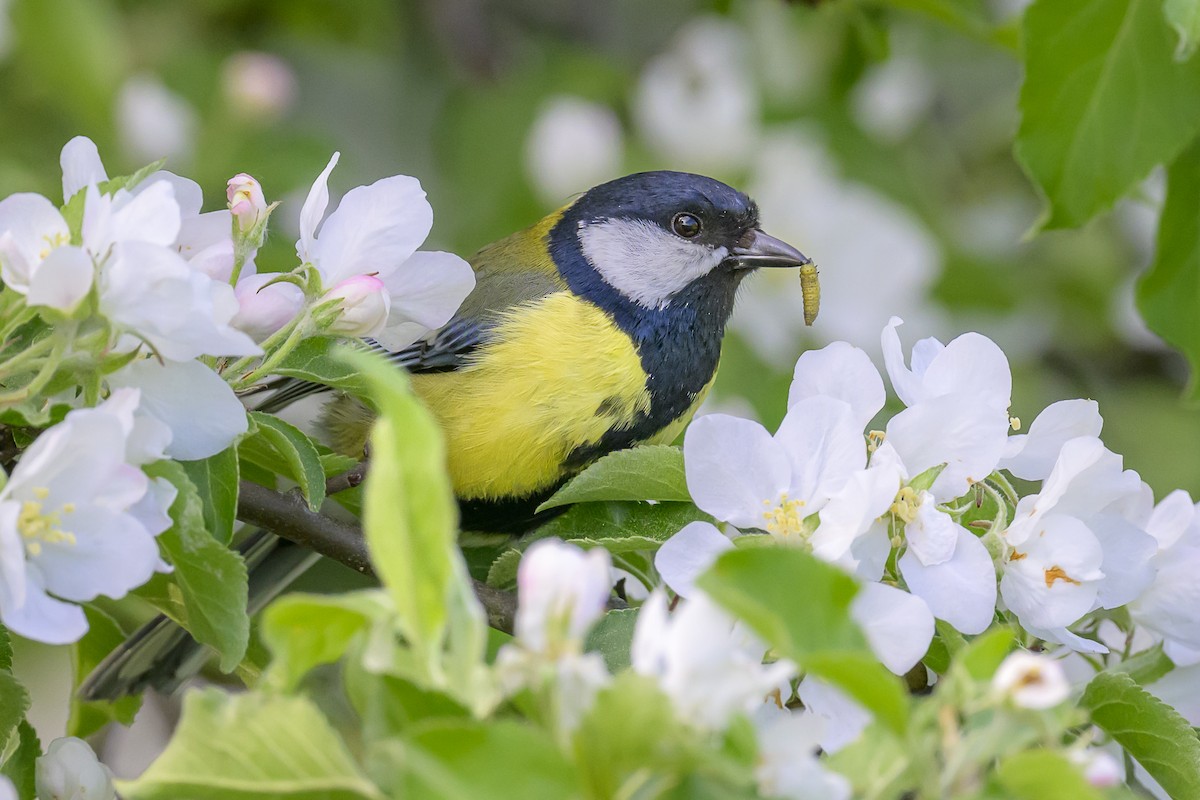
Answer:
[
  {"xmin": 1071, "ymin": 748, "xmax": 1122, "ymax": 788},
  {"xmin": 233, "ymin": 272, "xmax": 304, "ymax": 342},
  {"xmin": 35, "ymin": 737, "xmax": 116, "ymax": 800},
  {"xmin": 324, "ymin": 275, "xmax": 390, "ymax": 337},
  {"xmin": 227, "ymin": 173, "xmax": 267, "ymax": 232},
  {"xmin": 991, "ymin": 651, "xmax": 1070, "ymax": 709}
]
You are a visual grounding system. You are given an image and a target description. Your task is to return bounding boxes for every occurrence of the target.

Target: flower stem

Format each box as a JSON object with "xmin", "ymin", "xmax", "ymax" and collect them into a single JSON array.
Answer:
[
  {"xmin": 0, "ymin": 337, "xmax": 68, "ymax": 407},
  {"xmin": 0, "ymin": 334, "xmax": 58, "ymax": 381}
]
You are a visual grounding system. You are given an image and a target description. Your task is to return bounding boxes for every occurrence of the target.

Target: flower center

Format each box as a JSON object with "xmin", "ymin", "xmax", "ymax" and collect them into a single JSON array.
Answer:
[
  {"xmin": 890, "ymin": 486, "xmax": 921, "ymax": 524},
  {"xmin": 37, "ymin": 232, "xmax": 69, "ymax": 261},
  {"xmin": 1043, "ymin": 566, "xmax": 1080, "ymax": 588},
  {"xmin": 867, "ymin": 430, "xmax": 886, "ymax": 453},
  {"xmin": 762, "ymin": 492, "xmax": 807, "ymax": 539},
  {"xmin": 16, "ymin": 487, "xmax": 76, "ymax": 557}
]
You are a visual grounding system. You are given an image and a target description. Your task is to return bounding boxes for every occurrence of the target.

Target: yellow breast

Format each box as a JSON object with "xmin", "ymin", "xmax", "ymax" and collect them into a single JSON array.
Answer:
[{"xmin": 410, "ymin": 292, "xmax": 709, "ymax": 500}]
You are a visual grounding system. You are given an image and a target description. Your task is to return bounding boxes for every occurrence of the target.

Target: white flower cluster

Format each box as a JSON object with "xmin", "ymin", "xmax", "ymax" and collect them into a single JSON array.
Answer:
[
  {"xmin": 655, "ymin": 317, "xmax": 1199, "ymax": 683},
  {"xmin": 0, "ymin": 137, "xmax": 476, "ymax": 644}
]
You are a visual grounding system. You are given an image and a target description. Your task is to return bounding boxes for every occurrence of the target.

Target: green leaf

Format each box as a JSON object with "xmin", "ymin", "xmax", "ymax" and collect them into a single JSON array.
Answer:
[
  {"xmin": 993, "ymin": 749, "xmax": 1102, "ymax": 800},
  {"xmin": 1166, "ymin": 0, "xmax": 1200, "ymax": 58},
  {"xmin": 181, "ymin": 447, "xmax": 241, "ymax": 545},
  {"xmin": 147, "ymin": 461, "xmax": 250, "ymax": 672},
  {"xmin": 1082, "ymin": 671, "xmax": 1200, "ymax": 799},
  {"xmin": 958, "ymin": 627, "xmax": 1015, "ymax": 681},
  {"xmin": 1, "ymin": 720, "xmax": 39, "ymax": 800},
  {"xmin": 585, "ymin": 608, "xmax": 639, "ymax": 674},
  {"xmin": 923, "ymin": 619, "xmax": 967, "ymax": 674},
  {"xmin": 68, "ymin": 606, "xmax": 142, "ymax": 738},
  {"xmin": 347, "ymin": 349, "xmax": 489, "ymax": 703},
  {"xmin": 1108, "ymin": 642, "xmax": 1176, "ymax": 685},
  {"xmin": 118, "ymin": 688, "xmax": 383, "ymax": 800},
  {"xmin": 246, "ymin": 412, "xmax": 326, "ymax": 512},
  {"xmin": 0, "ymin": 624, "xmax": 10, "ymax": 671},
  {"xmin": 1137, "ymin": 137, "xmax": 1200, "ymax": 399},
  {"xmin": 1016, "ymin": 0, "xmax": 1200, "ymax": 229},
  {"xmin": 344, "ymin": 670, "xmax": 470, "ymax": 742},
  {"xmin": 270, "ymin": 336, "xmax": 371, "ymax": 397},
  {"xmin": 261, "ymin": 591, "xmax": 390, "ymax": 691},
  {"xmin": 0, "ymin": 671, "xmax": 29, "ymax": 752},
  {"xmin": 390, "ymin": 720, "xmax": 580, "ymax": 800},
  {"xmin": 825, "ymin": 720, "xmax": 916, "ymax": 799},
  {"xmin": 537, "ymin": 445, "xmax": 691, "ymax": 511},
  {"xmin": 698, "ymin": 547, "xmax": 908, "ymax": 734}
]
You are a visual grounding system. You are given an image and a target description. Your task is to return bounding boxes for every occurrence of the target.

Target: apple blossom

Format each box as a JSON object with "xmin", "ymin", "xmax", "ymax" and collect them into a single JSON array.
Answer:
[
  {"xmin": 992, "ymin": 651, "xmax": 1070, "ymax": 709},
  {"xmin": 754, "ymin": 711, "xmax": 852, "ymax": 800},
  {"xmin": 232, "ymin": 272, "xmax": 305, "ymax": 342},
  {"xmin": 35, "ymin": 737, "xmax": 116, "ymax": 800},
  {"xmin": 1129, "ymin": 490, "xmax": 1200, "ymax": 662},
  {"xmin": 227, "ymin": 172, "xmax": 267, "ymax": 232},
  {"xmin": 324, "ymin": 274, "xmax": 391, "ymax": 337}
]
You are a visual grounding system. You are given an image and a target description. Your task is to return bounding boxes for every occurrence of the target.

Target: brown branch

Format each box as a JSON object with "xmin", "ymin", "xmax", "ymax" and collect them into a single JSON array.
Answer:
[
  {"xmin": 235, "ymin": 480, "xmax": 519, "ymax": 634},
  {"xmin": 325, "ymin": 461, "xmax": 369, "ymax": 496}
]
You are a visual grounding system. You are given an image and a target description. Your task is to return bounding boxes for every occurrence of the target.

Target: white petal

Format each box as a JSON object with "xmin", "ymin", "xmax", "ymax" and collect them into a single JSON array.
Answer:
[
  {"xmin": 810, "ymin": 464, "xmax": 901, "ymax": 565},
  {"xmin": 0, "ymin": 193, "xmax": 70, "ymax": 289},
  {"xmin": 850, "ymin": 582, "xmax": 934, "ymax": 675},
  {"xmin": 775, "ymin": 396, "xmax": 865, "ymax": 505},
  {"xmin": 881, "ymin": 316, "xmax": 928, "ymax": 407},
  {"xmin": 2, "ymin": 566, "xmax": 88, "ymax": 645},
  {"xmin": 905, "ymin": 497, "xmax": 958, "ymax": 566},
  {"xmin": 1000, "ymin": 399, "xmax": 1103, "ymax": 481},
  {"xmin": 109, "ymin": 359, "xmax": 248, "ymax": 460},
  {"xmin": 297, "ymin": 152, "xmax": 339, "ymax": 264},
  {"xmin": 655, "ymin": 521, "xmax": 734, "ymax": 598},
  {"xmin": 795, "ymin": 677, "xmax": 871, "ymax": 753},
  {"xmin": 885, "ymin": 393, "xmax": 1009, "ymax": 500},
  {"xmin": 0, "ymin": 503, "xmax": 27, "ymax": 612},
  {"xmin": 34, "ymin": 506, "xmax": 160, "ymax": 602},
  {"xmin": 630, "ymin": 589, "xmax": 671, "ymax": 676},
  {"xmin": 787, "ymin": 341, "xmax": 885, "ymax": 429},
  {"xmin": 921, "ymin": 331, "xmax": 1011, "ymax": 409},
  {"xmin": 1089, "ymin": 513, "xmax": 1157, "ymax": 609},
  {"xmin": 135, "ymin": 170, "xmax": 204, "ymax": 217},
  {"xmin": 113, "ymin": 180, "xmax": 181, "ymax": 247},
  {"xmin": 1001, "ymin": 515, "xmax": 1103, "ymax": 630},
  {"xmin": 683, "ymin": 414, "xmax": 790, "ymax": 528},
  {"xmin": 515, "ymin": 539, "xmax": 612, "ymax": 650},
  {"xmin": 27, "ymin": 246, "xmax": 93, "ymax": 312},
  {"xmin": 1025, "ymin": 624, "xmax": 1109, "ymax": 654},
  {"xmin": 1145, "ymin": 489, "xmax": 1195, "ymax": 551},
  {"xmin": 374, "ymin": 251, "xmax": 476, "ymax": 351},
  {"xmin": 848, "ymin": 521, "xmax": 890, "ymax": 581},
  {"xmin": 311, "ymin": 174, "xmax": 433, "ymax": 285},
  {"xmin": 900, "ymin": 527, "xmax": 996, "ymax": 634},
  {"xmin": 60, "ymin": 136, "xmax": 108, "ymax": 201}
]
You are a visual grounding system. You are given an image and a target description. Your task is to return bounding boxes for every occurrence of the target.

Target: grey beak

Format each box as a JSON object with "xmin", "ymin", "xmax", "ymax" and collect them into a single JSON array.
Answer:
[{"xmin": 728, "ymin": 229, "xmax": 812, "ymax": 269}]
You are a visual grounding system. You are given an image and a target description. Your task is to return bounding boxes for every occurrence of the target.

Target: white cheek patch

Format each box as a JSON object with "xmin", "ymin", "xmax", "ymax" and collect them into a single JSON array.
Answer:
[{"xmin": 578, "ymin": 218, "xmax": 727, "ymax": 308}]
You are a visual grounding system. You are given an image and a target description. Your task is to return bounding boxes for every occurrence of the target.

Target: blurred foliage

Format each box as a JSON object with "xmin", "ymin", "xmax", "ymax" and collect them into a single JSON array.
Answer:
[{"xmin": 1, "ymin": 0, "xmax": 1198, "ymax": 496}]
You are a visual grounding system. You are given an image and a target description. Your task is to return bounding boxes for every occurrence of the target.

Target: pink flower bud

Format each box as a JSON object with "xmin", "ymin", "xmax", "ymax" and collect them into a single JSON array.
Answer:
[
  {"xmin": 325, "ymin": 275, "xmax": 390, "ymax": 337},
  {"xmin": 226, "ymin": 173, "xmax": 267, "ymax": 232},
  {"xmin": 232, "ymin": 272, "xmax": 304, "ymax": 342}
]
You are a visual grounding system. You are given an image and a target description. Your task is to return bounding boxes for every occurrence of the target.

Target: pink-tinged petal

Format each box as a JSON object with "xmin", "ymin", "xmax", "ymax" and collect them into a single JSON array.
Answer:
[
  {"xmin": 810, "ymin": 464, "xmax": 901, "ymax": 565},
  {"xmin": 297, "ymin": 152, "xmax": 339, "ymax": 263},
  {"xmin": 1145, "ymin": 489, "xmax": 1195, "ymax": 551},
  {"xmin": 324, "ymin": 274, "xmax": 391, "ymax": 337},
  {"xmin": 905, "ymin": 497, "xmax": 958, "ymax": 566},
  {"xmin": 900, "ymin": 527, "xmax": 996, "ymax": 634},
  {"xmin": 775, "ymin": 396, "xmax": 865, "ymax": 505},
  {"xmin": 311, "ymin": 174, "xmax": 433, "ymax": 286},
  {"xmin": 232, "ymin": 272, "xmax": 304, "ymax": 342},
  {"xmin": 655, "ymin": 521, "xmax": 734, "ymax": 598},
  {"xmin": 60, "ymin": 136, "xmax": 108, "ymax": 202},
  {"xmin": 921, "ymin": 331, "xmax": 1011, "ymax": 409},
  {"xmin": 177, "ymin": 210, "xmax": 233, "ymax": 262},
  {"xmin": 684, "ymin": 414, "xmax": 790, "ymax": 528},
  {"xmin": 881, "ymin": 316, "xmax": 926, "ymax": 407},
  {"xmin": 2, "ymin": 565, "xmax": 88, "ymax": 645},
  {"xmin": 1000, "ymin": 399, "xmax": 1103, "ymax": 481},
  {"xmin": 27, "ymin": 246, "xmax": 93, "ymax": 312},
  {"xmin": 110, "ymin": 359, "xmax": 248, "ymax": 460},
  {"xmin": 374, "ymin": 251, "xmax": 476, "ymax": 351},
  {"xmin": 787, "ymin": 342, "xmax": 885, "ymax": 429},
  {"xmin": 885, "ymin": 393, "xmax": 1009, "ymax": 501},
  {"xmin": 850, "ymin": 582, "xmax": 934, "ymax": 675}
]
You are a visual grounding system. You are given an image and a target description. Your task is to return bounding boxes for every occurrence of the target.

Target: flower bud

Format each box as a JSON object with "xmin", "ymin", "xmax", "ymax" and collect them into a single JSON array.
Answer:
[
  {"xmin": 226, "ymin": 173, "xmax": 267, "ymax": 232},
  {"xmin": 232, "ymin": 272, "xmax": 304, "ymax": 342},
  {"xmin": 324, "ymin": 275, "xmax": 390, "ymax": 337},
  {"xmin": 1071, "ymin": 748, "xmax": 1122, "ymax": 788},
  {"xmin": 991, "ymin": 651, "xmax": 1070, "ymax": 709},
  {"xmin": 35, "ymin": 737, "xmax": 116, "ymax": 800},
  {"xmin": 515, "ymin": 539, "xmax": 612, "ymax": 656}
]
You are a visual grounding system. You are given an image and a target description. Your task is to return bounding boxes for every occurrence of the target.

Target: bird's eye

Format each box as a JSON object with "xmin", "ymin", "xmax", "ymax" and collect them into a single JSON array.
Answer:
[{"xmin": 672, "ymin": 212, "xmax": 702, "ymax": 239}]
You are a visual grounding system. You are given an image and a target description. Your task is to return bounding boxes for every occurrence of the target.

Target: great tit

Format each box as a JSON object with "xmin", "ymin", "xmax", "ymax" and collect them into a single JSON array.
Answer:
[{"xmin": 80, "ymin": 170, "xmax": 812, "ymax": 699}]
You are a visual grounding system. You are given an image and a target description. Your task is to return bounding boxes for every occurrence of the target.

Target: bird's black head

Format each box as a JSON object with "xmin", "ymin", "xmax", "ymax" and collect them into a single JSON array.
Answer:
[{"xmin": 549, "ymin": 171, "xmax": 810, "ymax": 311}]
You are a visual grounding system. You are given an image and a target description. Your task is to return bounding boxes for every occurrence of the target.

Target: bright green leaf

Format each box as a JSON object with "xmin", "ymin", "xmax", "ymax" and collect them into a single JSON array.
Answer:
[
  {"xmin": 993, "ymin": 749, "xmax": 1102, "ymax": 800},
  {"xmin": 344, "ymin": 669, "xmax": 470, "ymax": 743},
  {"xmin": 958, "ymin": 627, "xmax": 1015, "ymax": 681},
  {"xmin": 0, "ymin": 624, "xmax": 10, "ymax": 672},
  {"xmin": 698, "ymin": 547, "xmax": 908, "ymax": 734},
  {"xmin": 270, "ymin": 337, "xmax": 371, "ymax": 397},
  {"xmin": 1, "ymin": 720, "xmax": 39, "ymax": 800},
  {"xmin": 261, "ymin": 591, "xmax": 391, "ymax": 691},
  {"xmin": 118, "ymin": 689, "xmax": 383, "ymax": 800},
  {"xmin": 246, "ymin": 412, "xmax": 326, "ymax": 512},
  {"xmin": 391, "ymin": 720, "xmax": 580, "ymax": 800},
  {"xmin": 1083, "ymin": 671, "xmax": 1200, "ymax": 799},
  {"xmin": 1137, "ymin": 137, "xmax": 1200, "ymax": 399},
  {"xmin": 68, "ymin": 606, "xmax": 142, "ymax": 738},
  {"xmin": 1016, "ymin": 0, "xmax": 1200, "ymax": 229},
  {"xmin": 537, "ymin": 446, "xmax": 691, "ymax": 511},
  {"xmin": 585, "ymin": 608, "xmax": 639, "ymax": 674},
  {"xmin": 147, "ymin": 461, "xmax": 249, "ymax": 672},
  {"xmin": 1108, "ymin": 642, "xmax": 1176, "ymax": 685},
  {"xmin": 1166, "ymin": 0, "xmax": 1200, "ymax": 58},
  {"xmin": 181, "ymin": 447, "xmax": 241, "ymax": 545}
]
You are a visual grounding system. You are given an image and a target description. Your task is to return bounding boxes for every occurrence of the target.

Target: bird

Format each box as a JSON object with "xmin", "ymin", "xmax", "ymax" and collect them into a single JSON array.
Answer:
[{"xmin": 80, "ymin": 170, "xmax": 813, "ymax": 699}]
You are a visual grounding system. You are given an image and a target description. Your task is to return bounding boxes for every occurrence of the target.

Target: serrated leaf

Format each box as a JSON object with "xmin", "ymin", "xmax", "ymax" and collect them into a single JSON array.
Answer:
[
  {"xmin": 537, "ymin": 446, "xmax": 690, "ymax": 511},
  {"xmin": 698, "ymin": 547, "xmax": 908, "ymax": 734},
  {"xmin": 181, "ymin": 447, "xmax": 240, "ymax": 545},
  {"xmin": 118, "ymin": 689, "xmax": 383, "ymax": 800},
  {"xmin": 1, "ymin": 720, "xmax": 39, "ymax": 799},
  {"xmin": 147, "ymin": 461, "xmax": 249, "ymax": 672},
  {"xmin": 0, "ymin": 671, "xmax": 29, "ymax": 752},
  {"xmin": 1108, "ymin": 642, "xmax": 1175, "ymax": 685},
  {"xmin": 68, "ymin": 606, "xmax": 142, "ymax": 738},
  {"xmin": 1166, "ymin": 0, "xmax": 1200, "ymax": 58},
  {"xmin": 1016, "ymin": 0, "xmax": 1200, "ymax": 229},
  {"xmin": 246, "ymin": 412, "xmax": 325, "ymax": 512},
  {"xmin": 0, "ymin": 624, "xmax": 10, "ymax": 671},
  {"xmin": 1137, "ymin": 137, "xmax": 1200, "ymax": 399},
  {"xmin": 1082, "ymin": 671, "xmax": 1200, "ymax": 799},
  {"xmin": 270, "ymin": 336, "xmax": 371, "ymax": 397},
  {"xmin": 993, "ymin": 749, "xmax": 1102, "ymax": 799},
  {"xmin": 585, "ymin": 608, "xmax": 639, "ymax": 674}
]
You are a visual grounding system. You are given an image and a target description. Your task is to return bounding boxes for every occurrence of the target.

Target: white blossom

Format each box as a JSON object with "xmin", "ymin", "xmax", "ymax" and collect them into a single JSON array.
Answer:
[
  {"xmin": 754, "ymin": 711, "xmax": 852, "ymax": 800},
  {"xmin": 992, "ymin": 651, "xmax": 1070, "ymax": 709},
  {"xmin": 35, "ymin": 737, "xmax": 116, "ymax": 800}
]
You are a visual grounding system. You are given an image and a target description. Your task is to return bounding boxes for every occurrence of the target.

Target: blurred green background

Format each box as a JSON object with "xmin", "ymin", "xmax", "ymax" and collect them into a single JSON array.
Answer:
[{"xmin": 1, "ymin": 0, "xmax": 1195, "ymax": 494}]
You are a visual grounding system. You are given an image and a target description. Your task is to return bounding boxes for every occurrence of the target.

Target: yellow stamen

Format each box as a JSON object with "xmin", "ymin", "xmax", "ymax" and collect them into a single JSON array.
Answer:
[
  {"xmin": 867, "ymin": 430, "xmax": 886, "ymax": 453},
  {"xmin": 890, "ymin": 485, "xmax": 920, "ymax": 524},
  {"xmin": 763, "ymin": 492, "xmax": 807, "ymax": 539},
  {"xmin": 1010, "ymin": 416, "xmax": 1021, "ymax": 431},
  {"xmin": 16, "ymin": 488, "xmax": 77, "ymax": 556}
]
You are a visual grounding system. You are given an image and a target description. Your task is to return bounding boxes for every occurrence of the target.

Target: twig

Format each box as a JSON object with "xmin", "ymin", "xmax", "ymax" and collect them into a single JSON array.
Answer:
[
  {"xmin": 235, "ymin": 479, "xmax": 520, "ymax": 633},
  {"xmin": 325, "ymin": 461, "xmax": 369, "ymax": 496}
]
